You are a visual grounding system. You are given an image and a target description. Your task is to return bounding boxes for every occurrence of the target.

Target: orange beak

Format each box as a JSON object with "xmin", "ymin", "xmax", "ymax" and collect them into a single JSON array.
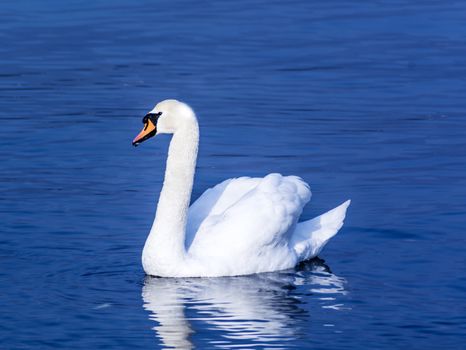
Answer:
[{"xmin": 132, "ymin": 119, "xmax": 157, "ymax": 147}]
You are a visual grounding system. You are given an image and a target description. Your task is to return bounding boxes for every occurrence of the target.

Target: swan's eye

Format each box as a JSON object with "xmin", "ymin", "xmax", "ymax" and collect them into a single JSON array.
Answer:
[{"xmin": 142, "ymin": 112, "xmax": 162, "ymax": 125}]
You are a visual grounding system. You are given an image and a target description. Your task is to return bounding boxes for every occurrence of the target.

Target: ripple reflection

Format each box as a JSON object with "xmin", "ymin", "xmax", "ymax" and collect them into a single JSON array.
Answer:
[{"xmin": 142, "ymin": 259, "xmax": 347, "ymax": 348}]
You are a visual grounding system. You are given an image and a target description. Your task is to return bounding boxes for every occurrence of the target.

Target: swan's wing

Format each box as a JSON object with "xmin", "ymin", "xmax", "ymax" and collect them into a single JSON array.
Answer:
[
  {"xmin": 187, "ymin": 174, "xmax": 311, "ymax": 264},
  {"xmin": 186, "ymin": 177, "xmax": 261, "ymax": 248}
]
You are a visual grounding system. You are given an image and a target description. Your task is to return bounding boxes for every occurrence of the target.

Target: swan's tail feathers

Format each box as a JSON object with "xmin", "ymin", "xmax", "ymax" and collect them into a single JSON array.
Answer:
[{"xmin": 291, "ymin": 200, "xmax": 350, "ymax": 262}]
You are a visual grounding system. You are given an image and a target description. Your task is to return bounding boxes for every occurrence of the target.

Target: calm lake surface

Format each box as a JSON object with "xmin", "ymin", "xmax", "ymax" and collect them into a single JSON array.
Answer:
[{"xmin": 1, "ymin": 0, "xmax": 466, "ymax": 348}]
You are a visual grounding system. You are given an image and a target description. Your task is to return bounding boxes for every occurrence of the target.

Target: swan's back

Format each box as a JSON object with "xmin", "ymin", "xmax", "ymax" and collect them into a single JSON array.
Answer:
[{"xmin": 186, "ymin": 174, "xmax": 312, "ymax": 275}]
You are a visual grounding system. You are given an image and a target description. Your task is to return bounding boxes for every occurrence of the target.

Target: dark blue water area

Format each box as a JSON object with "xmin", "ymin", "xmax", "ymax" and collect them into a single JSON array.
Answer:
[{"xmin": 1, "ymin": 0, "xmax": 466, "ymax": 348}]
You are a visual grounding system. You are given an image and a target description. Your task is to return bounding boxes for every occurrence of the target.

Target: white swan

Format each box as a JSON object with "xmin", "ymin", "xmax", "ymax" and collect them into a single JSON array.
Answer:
[{"xmin": 132, "ymin": 99, "xmax": 350, "ymax": 277}]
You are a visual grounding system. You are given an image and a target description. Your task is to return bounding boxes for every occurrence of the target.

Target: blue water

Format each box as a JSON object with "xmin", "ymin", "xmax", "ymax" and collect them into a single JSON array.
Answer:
[{"xmin": 1, "ymin": 0, "xmax": 466, "ymax": 348}]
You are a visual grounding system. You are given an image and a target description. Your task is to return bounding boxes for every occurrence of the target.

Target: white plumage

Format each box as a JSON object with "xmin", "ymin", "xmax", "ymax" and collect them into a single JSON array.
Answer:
[{"xmin": 134, "ymin": 100, "xmax": 350, "ymax": 277}]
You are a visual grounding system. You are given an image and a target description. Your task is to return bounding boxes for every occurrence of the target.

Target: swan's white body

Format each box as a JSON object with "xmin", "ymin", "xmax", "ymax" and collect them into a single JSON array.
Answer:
[{"xmin": 139, "ymin": 100, "xmax": 350, "ymax": 277}]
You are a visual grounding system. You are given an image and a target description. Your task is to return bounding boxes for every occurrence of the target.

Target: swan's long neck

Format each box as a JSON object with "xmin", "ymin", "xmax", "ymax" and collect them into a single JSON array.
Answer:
[{"xmin": 142, "ymin": 117, "xmax": 199, "ymax": 274}]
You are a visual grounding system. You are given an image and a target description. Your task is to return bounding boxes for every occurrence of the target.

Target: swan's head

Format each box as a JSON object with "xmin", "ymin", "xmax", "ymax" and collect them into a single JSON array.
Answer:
[{"xmin": 132, "ymin": 99, "xmax": 196, "ymax": 146}]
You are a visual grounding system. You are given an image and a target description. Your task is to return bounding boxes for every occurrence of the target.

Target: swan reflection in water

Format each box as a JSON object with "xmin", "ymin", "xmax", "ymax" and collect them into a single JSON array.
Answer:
[{"xmin": 142, "ymin": 258, "xmax": 348, "ymax": 349}]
